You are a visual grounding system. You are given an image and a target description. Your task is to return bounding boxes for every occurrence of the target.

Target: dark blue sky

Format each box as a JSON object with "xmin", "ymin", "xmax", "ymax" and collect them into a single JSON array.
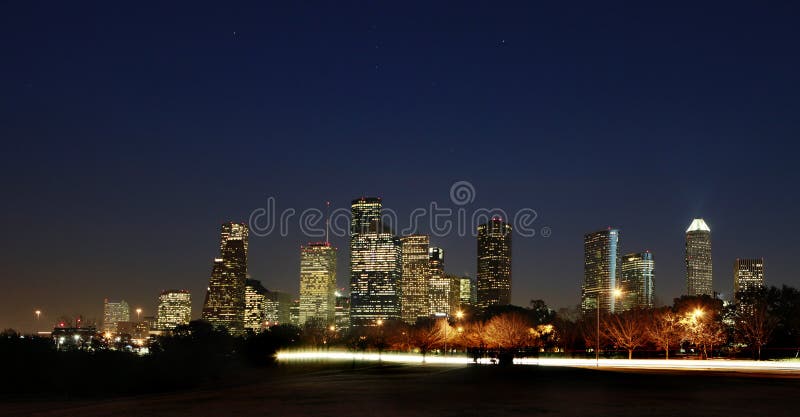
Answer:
[{"xmin": 2, "ymin": 2, "xmax": 799, "ymax": 330}]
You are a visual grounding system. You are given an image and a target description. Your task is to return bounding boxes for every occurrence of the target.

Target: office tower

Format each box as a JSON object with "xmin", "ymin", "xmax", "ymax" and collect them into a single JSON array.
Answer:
[
  {"xmin": 264, "ymin": 290, "xmax": 293, "ymax": 325},
  {"xmin": 476, "ymin": 218, "xmax": 513, "ymax": 309},
  {"xmin": 428, "ymin": 247, "xmax": 449, "ymax": 316},
  {"xmin": 334, "ymin": 291, "xmax": 351, "ymax": 330},
  {"xmin": 244, "ymin": 280, "xmax": 269, "ymax": 332},
  {"xmin": 201, "ymin": 222, "xmax": 249, "ymax": 333},
  {"xmin": 299, "ymin": 242, "xmax": 337, "ymax": 326},
  {"xmin": 582, "ymin": 228, "xmax": 620, "ymax": 314},
  {"xmin": 447, "ymin": 274, "xmax": 462, "ymax": 315},
  {"xmin": 459, "ymin": 276, "xmax": 474, "ymax": 306},
  {"xmin": 400, "ymin": 235, "xmax": 431, "ymax": 324},
  {"xmin": 686, "ymin": 218, "xmax": 713, "ymax": 296},
  {"xmin": 350, "ymin": 231, "xmax": 402, "ymax": 326},
  {"xmin": 156, "ymin": 290, "xmax": 191, "ymax": 331},
  {"xmin": 103, "ymin": 299, "xmax": 130, "ymax": 333},
  {"xmin": 620, "ymin": 251, "xmax": 655, "ymax": 310},
  {"xmin": 350, "ymin": 197, "xmax": 383, "ymax": 236},
  {"xmin": 734, "ymin": 258, "xmax": 765, "ymax": 300}
]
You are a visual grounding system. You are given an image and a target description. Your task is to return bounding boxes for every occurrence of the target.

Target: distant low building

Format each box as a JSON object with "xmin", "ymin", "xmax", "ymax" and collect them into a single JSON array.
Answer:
[
  {"xmin": 156, "ymin": 290, "xmax": 191, "ymax": 331},
  {"xmin": 52, "ymin": 327, "xmax": 100, "ymax": 351},
  {"xmin": 103, "ymin": 299, "xmax": 130, "ymax": 333},
  {"xmin": 116, "ymin": 321, "xmax": 149, "ymax": 339}
]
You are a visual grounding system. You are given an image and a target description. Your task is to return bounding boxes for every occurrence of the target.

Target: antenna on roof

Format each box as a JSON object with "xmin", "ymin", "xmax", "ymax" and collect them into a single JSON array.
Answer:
[{"xmin": 325, "ymin": 201, "xmax": 331, "ymax": 244}]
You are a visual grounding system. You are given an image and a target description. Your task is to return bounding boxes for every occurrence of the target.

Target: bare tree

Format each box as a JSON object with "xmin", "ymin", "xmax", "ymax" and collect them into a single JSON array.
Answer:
[
  {"xmin": 602, "ymin": 309, "xmax": 649, "ymax": 360},
  {"xmin": 483, "ymin": 312, "xmax": 540, "ymax": 366},
  {"xmin": 409, "ymin": 319, "xmax": 447, "ymax": 361},
  {"xmin": 736, "ymin": 298, "xmax": 777, "ymax": 360},
  {"xmin": 681, "ymin": 313, "xmax": 726, "ymax": 359},
  {"xmin": 647, "ymin": 308, "xmax": 684, "ymax": 360}
]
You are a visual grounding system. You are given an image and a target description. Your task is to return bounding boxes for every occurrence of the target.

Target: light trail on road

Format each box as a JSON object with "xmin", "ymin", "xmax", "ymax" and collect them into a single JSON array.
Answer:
[{"xmin": 276, "ymin": 350, "xmax": 800, "ymax": 374}]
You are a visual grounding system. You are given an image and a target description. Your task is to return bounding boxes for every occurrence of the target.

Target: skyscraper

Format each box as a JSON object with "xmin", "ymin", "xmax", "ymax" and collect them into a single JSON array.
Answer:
[
  {"xmin": 620, "ymin": 251, "xmax": 655, "ymax": 310},
  {"xmin": 686, "ymin": 218, "xmax": 713, "ymax": 296},
  {"xmin": 202, "ymin": 222, "xmax": 249, "ymax": 333},
  {"xmin": 582, "ymin": 228, "xmax": 620, "ymax": 314},
  {"xmin": 334, "ymin": 291, "xmax": 351, "ymax": 330},
  {"xmin": 458, "ymin": 276, "xmax": 474, "ymax": 307},
  {"xmin": 428, "ymin": 247, "xmax": 449, "ymax": 316},
  {"xmin": 447, "ymin": 274, "xmax": 462, "ymax": 316},
  {"xmin": 476, "ymin": 218, "xmax": 512, "ymax": 309},
  {"xmin": 103, "ymin": 299, "xmax": 130, "ymax": 333},
  {"xmin": 400, "ymin": 235, "xmax": 430, "ymax": 324},
  {"xmin": 350, "ymin": 197, "xmax": 382, "ymax": 236},
  {"xmin": 156, "ymin": 290, "xmax": 191, "ymax": 331},
  {"xmin": 350, "ymin": 197, "xmax": 402, "ymax": 326},
  {"xmin": 734, "ymin": 258, "xmax": 765, "ymax": 300},
  {"xmin": 299, "ymin": 242, "xmax": 337, "ymax": 326},
  {"xmin": 244, "ymin": 279, "xmax": 269, "ymax": 332}
]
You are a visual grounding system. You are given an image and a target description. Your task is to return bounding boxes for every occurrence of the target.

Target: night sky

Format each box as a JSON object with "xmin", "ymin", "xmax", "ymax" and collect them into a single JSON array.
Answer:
[{"xmin": 2, "ymin": 2, "xmax": 799, "ymax": 331}]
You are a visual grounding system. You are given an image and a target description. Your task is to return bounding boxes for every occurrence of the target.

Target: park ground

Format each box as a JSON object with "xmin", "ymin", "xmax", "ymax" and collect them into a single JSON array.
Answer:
[{"xmin": 3, "ymin": 361, "xmax": 799, "ymax": 417}]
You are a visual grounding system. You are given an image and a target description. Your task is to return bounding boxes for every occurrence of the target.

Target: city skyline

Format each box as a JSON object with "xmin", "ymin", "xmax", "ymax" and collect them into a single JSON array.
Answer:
[
  {"xmin": 3, "ymin": 3, "xmax": 799, "ymax": 332},
  {"xmin": 5, "ymin": 208, "xmax": 778, "ymax": 331}
]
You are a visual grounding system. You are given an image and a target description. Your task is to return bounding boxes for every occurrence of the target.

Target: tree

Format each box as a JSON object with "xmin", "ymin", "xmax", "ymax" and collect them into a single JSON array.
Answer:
[
  {"xmin": 408, "ymin": 319, "xmax": 446, "ymax": 361},
  {"xmin": 736, "ymin": 288, "xmax": 778, "ymax": 360},
  {"xmin": 485, "ymin": 313, "xmax": 537, "ymax": 365},
  {"xmin": 602, "ymin": 309, "xmax": 649, "ymax": 359},
  {"xmin": 647, "ymin": 308, "xmax": 684, "ymax": 360}
]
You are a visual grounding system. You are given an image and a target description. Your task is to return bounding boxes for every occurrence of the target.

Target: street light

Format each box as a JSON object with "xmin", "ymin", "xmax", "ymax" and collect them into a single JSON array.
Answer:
[
  {"xmin": 596, "ymin": 287, "xmax": 623, "ymax": 367},
  {"xmin": 34, "ymin": 310, "xmax": 41, "ymax": 334},
  {"xmin": 136, "ymin": 308, "xmax": 142, "ymax": 321}
]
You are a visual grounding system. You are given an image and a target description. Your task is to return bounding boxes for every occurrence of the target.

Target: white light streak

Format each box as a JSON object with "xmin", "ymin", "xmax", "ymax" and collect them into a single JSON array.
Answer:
[{"xmin": 275, "ymin": 350, "xmax": 800, "ymax": 373}]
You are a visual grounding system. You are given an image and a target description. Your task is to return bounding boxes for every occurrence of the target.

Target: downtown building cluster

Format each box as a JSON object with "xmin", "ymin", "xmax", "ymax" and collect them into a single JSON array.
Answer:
[
  {"xmin": 199, "ymin": 197, "xmax": 506, "ymax": 334},
  {"xmin": 581, "ymin": 218, "xmax": 766, "ymax": 314}
]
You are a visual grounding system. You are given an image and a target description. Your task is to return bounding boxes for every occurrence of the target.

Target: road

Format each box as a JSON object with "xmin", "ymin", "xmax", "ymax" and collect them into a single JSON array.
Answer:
[{"xmin": 4, "ymin": 362, "xmax": 799, "ymax": 417}]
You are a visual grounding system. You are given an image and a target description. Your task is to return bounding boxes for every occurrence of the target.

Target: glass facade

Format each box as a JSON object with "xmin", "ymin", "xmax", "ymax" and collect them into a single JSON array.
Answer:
[
  {"xmin": 476, "ymin": 218, "xmax": 512, "ymax": 309},
  {"xmin": 400, "ymin": 235, "xmax": 430, "ymax": 324},
  {"xmin": 582, "ymin": 228, "xmax": 620, "ymax": 314},
  {"xmin": 620, "ymin": 251, "xmax": 655, "ymax": 310},
  {"xmin": 299, "ymin": 242, "xmax": 337, "ymax": 326}
]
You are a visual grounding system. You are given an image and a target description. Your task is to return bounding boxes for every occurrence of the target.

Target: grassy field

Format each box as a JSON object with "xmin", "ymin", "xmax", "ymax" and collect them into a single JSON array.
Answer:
[{"xmin": 4, "ymin": 361, "xmax": 800, "ymax": 417}]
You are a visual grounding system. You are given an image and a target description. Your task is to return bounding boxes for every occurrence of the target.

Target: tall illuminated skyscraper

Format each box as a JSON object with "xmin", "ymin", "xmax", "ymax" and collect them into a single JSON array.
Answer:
[
  {"xmin": 476, "ymin": 218, "xmax": 512, "ymax": 309},
  {"xmin": 299, "ymin": 242, "xmax": 337, "ymax": 326},
  {"xmin": 582, "ymin": 228, "xmax": 620, "ymax": 314},
  {"xmin": 400, "ymin": 235, "xmax": 430, "ymax": 324},
  {"xmin": 156, "ymin": 290, "xmax": 191, "ymax": 331},
  {"xmin": 349, "ymin": 197, "xmax": 402, "ymax": 326},
  {"xmin": 734, "ymin": 258, "xmax": 765, "ymax": 300},
  {"xmin": 428, "ymin": 247, "xmax": 450, "ymax": 316},
  {"xmin": 686, "ymin": 218, "xmax": 713, "ymax": 296},
  {"xmin": 103, "ymin": 299, "xmax": 130, "ymax": 333},
  {"xmin": 202, "ymin": 222, "xmax": 249, "ymax": 333},
  {"xmin": 620, "ymin": 251, "xmax": 655, "ymax": 310}
]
